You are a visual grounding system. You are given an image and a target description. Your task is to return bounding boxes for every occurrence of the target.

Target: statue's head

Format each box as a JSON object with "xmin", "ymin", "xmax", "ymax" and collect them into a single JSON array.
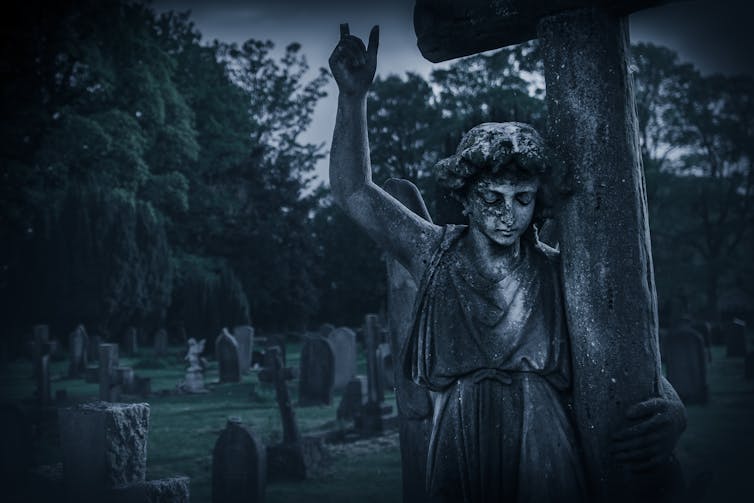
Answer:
[{"xmin": 434, "ymin": 122, "xmax": 552, "ymax": 246}]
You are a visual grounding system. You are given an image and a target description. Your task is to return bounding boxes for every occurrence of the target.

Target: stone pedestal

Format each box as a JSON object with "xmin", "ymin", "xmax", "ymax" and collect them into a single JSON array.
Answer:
[{"xmin": 58, "ymin": 402, "xmax": 149, "ymax": 501}]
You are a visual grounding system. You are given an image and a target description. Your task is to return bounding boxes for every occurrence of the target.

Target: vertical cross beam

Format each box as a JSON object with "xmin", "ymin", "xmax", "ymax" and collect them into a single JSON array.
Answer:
[
  {"xmin": 259, "ymin": 347, "xmax": 300, "ymax": 445},
  {"xmin": 364, "ymin": 314, "xmax": 383, "ymax": 404}
]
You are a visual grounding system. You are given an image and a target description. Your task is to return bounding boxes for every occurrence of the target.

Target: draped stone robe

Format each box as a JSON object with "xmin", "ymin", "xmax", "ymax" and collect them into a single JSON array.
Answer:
[{"xmin": 403, "ymin": 225, "xmax": 587, "ymax": 503}]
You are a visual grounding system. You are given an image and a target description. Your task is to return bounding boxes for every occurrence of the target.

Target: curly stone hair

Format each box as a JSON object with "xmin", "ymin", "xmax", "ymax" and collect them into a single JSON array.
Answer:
[{"xmin": 434, "ymin": 122, "xmax": 554, "ymax": 224}]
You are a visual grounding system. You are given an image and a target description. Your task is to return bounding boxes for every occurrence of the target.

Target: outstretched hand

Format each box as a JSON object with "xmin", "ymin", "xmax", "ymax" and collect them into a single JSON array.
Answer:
[
  {"xmin": 329, "ymin": 23, "xmax": 379, "ymax": 97},
  {"xmin": 611, "ymin": 397, "xmax": 686, "ymax": 472}
]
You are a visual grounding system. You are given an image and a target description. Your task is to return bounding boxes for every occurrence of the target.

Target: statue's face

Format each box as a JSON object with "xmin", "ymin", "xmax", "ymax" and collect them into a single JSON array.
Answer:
[{"xmin": 465, "ymin": 172, "xmax": 539, "ymax": 247}]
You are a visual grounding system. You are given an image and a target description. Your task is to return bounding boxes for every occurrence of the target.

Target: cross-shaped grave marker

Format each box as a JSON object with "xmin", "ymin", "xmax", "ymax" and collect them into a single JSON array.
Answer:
[
  {"xmin": 258, "ymin": 346, "xmax": 300, "ymax": 445},
  {"xmin": 415, "ymin": 0, "xmax": 679, "ymax": 499}
]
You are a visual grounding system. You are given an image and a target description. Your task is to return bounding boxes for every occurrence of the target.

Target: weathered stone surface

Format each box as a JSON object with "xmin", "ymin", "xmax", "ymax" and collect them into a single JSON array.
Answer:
[
  {"xmin": 266, "ymin": 437, "xmax": 328, "ymax": 482},
  {"xmin": 327, "ymin": 327, "xmax": 357, "ymax": 390},
  {"xmin": 179, "ymin": 338, "xmax": 207, "ymax": 393},
  {"xmin": 110, "ymin": 477, "xmax": 190, "ymax": 503},
  {"xmin": 117, "ymin": 367, "xmax": 135, "ymax": 394},
  {"xmin": 318, "ymin": 323, "xmax": 335, "ymax": 338},
  {"xmin": 298, "ymin": 336, "xmax": 335, "ymax": 406},
  {"xmin": 375, "ymin": 342, "xmax": 394, "ymax": 390},
  {"xmin": 99, "ymin": 344, "xmax": 120, "ymax": 401},
  {"xmin": 337, "ymin": 375, "xmax": 367, "ymax": 422},
  {"xmin": 414, "ymin": 0, "xmax": 673, "ymax": 62},
  {"xmin": 58, "ymin": 402, "xmax": 149, "ymax": 500},
  {"xmin": 259, "ymin": 347, "xmax": 300, "ymax": 445},
  {"xmin": 216, "ymin": 329, "xmax": 241, "ymax": 383},
  {"xmin": 233, "ymin": 325, "xmax": 255, "ymax": 373},
  {"xmin": 264, "ymin": 334, "xmax": 286, "ymax": 365},
  {"xmin": 212, "ymin": 417, "xmax": 266, "ymax": 503},
  {"xmin": 539, "ymin": 8, "xmax": 668, "ymax": 498},
  {"xmin": 663, "ymin": 326, "xmax": 708, "ymax": 404},
  {"xmin": 68, "ymin": 325, "xmax": 89, "ymax": 378},
  {"xmin": 382, "ymin": 178, "xmax": 434, "ymax": 503},
  {"xmin": 122, "ymin": 327, "xmax": 139, "ymax": 357}
]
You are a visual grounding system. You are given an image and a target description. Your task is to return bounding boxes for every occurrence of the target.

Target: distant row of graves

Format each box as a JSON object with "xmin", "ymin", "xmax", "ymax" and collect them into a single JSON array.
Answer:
[
  {"xmin": 660, "ymin": 317, "xmax": 752, "ymax": 405},
  {"xmin": 15, "ymin": 313, "xmax": 401, "ymax": 502}
]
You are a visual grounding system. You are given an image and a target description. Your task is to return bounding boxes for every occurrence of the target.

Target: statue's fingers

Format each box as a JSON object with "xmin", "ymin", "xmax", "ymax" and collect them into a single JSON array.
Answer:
[
  {"xmin": 625, "ymin": 398, "xmax": 665, "ymax": 419},
  {"xmin": 612, "ymin": 415, "xmax": 668, "ymax": 440},
  {"xmin": 367, "ymin": 25, "xmax": 379, "ymax": 61},
  {"xmin": 340, "ymin": 23, "xmax": 350, "ymax": 40},
  {"xmin": 614, "ymin": 445, "xmax": 658, "ymax": 463},
  {"xmin": 610, "ymin": 431, "xmax": 661, "ymax": 454}
]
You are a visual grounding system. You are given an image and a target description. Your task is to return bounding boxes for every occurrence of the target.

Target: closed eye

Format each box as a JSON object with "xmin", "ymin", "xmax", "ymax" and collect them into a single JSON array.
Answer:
[
  {"xmin": 480, "ymin": 192, "xmax": 501, "ymax": 204},
  {"xmin": 516, "ymin": 192, "xmax": 534, "ymax": 205}
]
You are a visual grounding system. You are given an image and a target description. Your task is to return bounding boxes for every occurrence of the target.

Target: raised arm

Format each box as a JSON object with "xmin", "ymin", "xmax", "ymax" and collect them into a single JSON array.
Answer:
[{"xmin": 328, "ymin": 24, "xmax": 441, "ymax": 281}]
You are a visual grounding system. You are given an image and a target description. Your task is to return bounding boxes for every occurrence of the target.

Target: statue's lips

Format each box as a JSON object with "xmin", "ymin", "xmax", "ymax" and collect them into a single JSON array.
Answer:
[{"xmin": 495, "ymin": 228, "xmax": 515, "ymax": 235}]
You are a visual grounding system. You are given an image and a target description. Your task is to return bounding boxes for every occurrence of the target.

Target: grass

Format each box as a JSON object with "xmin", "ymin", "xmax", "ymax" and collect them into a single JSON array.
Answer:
[{"xmin": 1, "ymin": 343, "xmax": 752, "ymax": 502}]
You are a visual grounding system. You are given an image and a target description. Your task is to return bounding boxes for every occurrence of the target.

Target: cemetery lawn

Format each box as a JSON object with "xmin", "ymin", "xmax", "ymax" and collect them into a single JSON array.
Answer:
[{"xmin": 1, "ymin": 344, "xmax": 752, "ymax": 502}]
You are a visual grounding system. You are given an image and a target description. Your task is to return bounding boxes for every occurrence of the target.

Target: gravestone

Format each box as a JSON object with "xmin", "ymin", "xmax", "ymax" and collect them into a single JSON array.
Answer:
[
  {"xmin": 327, "ymin": 327, "xmax": 357, "ymax": 391},
  {"xmin": 415, "ymin": 1, "xmax": 681, "ymax": 498},
  {"xmin": 99, "ymin": 343, "xmax": 120, "ymax": 402},
  {"xmin": 361, "ymin": 314, "xmax": 386, "ymax": 433},
  {"xmin": 37, "ymin": 352, "xmax": 51, "ymax": 406},
  {"xmin": 216, "ymin": 328, "xmax": 241, "ymax": 383},
  {"xmin": 58, "ymin": 402, "xmax": 149, "ymax": 500},
  {"xmin": 376, "ymin": 342, "xmax": 394, "ymax": 390},
  {"xmin": 337, "ymin": 375, "xmax": 367, "ymax": 422},
  {"xmin": 318, "ymin": 323, "xmax": 335, "ymax": 338},
  {"xmin": 153, "ymin": 329, "xmax": 168, "ymax": 357},
  {"xmin": 726, "ymin": 319, "xmax": 747, "ymax": 357},
  {"xmin": 663, "ymin": 325, "xmax": 708, "ymax": 405},
  {"xmin": 259, "ymin": 347, "xmax": 307, "ymax": 481},
  {"xmin": 212, "ymin": 417, "xmax": 266, "ymax": 503},
  {"xmin": 298, "ymin": 336, "xmax": 336, "ymax": 406},
  {"xmin": 116, "ymin": 367, "xmax": 135, "ymax": 395},
  {"xmin": 68, "ymin": 325, "xmax": 89, "ymax": 378},
  {"xmin": 178, "ymin": 338, "xmax": 207, "ymax": 393},
  {"xmin": 233, "ymin": 325, "xmax": 255, "ymax": 374},
  {"xmin": 122, "ymin": 327, "xmax": 138, "ymax": 357}
]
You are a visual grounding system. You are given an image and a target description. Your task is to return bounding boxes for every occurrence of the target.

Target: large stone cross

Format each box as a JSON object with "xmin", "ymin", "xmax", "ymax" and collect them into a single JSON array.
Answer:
[
  {"xmin": 258, "ymin": 347, "xmax": 300, "ymax": 445},
  {"xmin": 415, "ymin": 1, "xmax": 675, "ymax": 499}
]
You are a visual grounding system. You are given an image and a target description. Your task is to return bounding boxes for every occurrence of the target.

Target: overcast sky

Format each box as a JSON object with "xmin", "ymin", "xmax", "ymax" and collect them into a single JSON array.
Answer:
[{"xmin": 152, "ymin": 0, "xmax": 754, "ymax": 185}]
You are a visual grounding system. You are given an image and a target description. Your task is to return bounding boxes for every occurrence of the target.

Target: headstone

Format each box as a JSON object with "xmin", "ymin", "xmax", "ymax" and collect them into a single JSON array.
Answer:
[
  {"xmin": 361, "ymin": 314, "xmax": 385, "ymax": 433},
  {"xmin": 58, "ymin": 402, "xmax": 149, "ymax": 501},
  {"xmin": 259, "ymin": 347, "xmax": 307, "ymax": 481},
  {"xmin": 337, "ymin": 375, "xmax": 367, "ymax": 422},
  {"xmin": 318, "ymin": 323, "xmax": 335, "ymax": 338},
  {"xmin": 122, "ymin": 327, "xmax": 138, "ymax": 357},
  {"xmin": 87, "ymin": 334, "xmax": 102, "ymax": 362},
  {"xmin": 116, "ymin": 367, "xmax": 135, "ymax": 395},
  {"xmin": 37, "ymin": 352, "xmax": 51, "ymax": 406},
  {"xmin": 414, "ymin": 1, "xmax": 683, "ymax": 498},
  {"xmin": 99, "ymin": 344, "xmax": 120, "ymax": 402},
  {"xmin": 232, "ymin": 325, "xmax": 255, "ymax": 374},
  {"xmin": 663, "ymin": 326, "xmax": 708, "ymax": 405},
  {"xmin": 327, "ymin": 327, "xmax": 357, "ymax": 390},
  {"xmin": 68, "ymin": 324, "xmax": 89, "ymax": 378},
  {"xmin": 178, "ymin": 338, "xmax": 207, "ymax": 393},
  {"xmin": 297, "ymin": 336, "xmax": 335, "ymax": 406},
  {"xmin": 216, "ymin": 329, "xmax": 241, "ymax": 383},
  {"xmin": 212, "ymin": 417, "xmax": 266, "ymax": 503},
  {"xmin": 376, "ymin": 342, "xmax": 394, "ymax": 391},
  {"xmin": 153, "ymin": 329, "xmax": 168, "ymax": 357},
  {"xmin": 726, "ymin": 319, "xmax": 747, "ymax": 357}
]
